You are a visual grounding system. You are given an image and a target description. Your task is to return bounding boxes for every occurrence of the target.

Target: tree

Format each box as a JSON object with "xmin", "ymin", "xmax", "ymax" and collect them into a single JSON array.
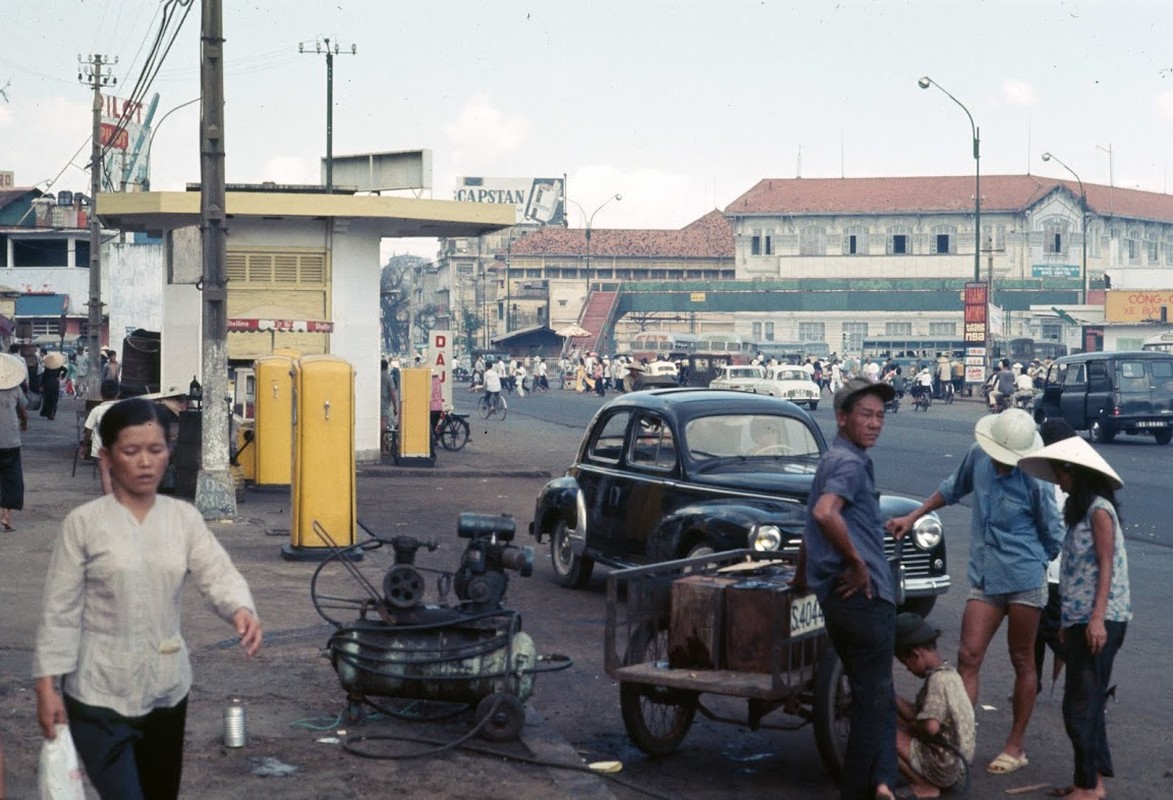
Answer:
[
  {"xmin": 380, "ymin": 254, "xmax": 427, "ymax": 354},
  {"xmin": 461, "ymin": 307, "xmax": 483, "ymax": 355}
]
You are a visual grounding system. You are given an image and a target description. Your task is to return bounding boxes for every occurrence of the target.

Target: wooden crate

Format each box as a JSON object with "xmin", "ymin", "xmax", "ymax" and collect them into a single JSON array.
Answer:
[
  {"xmin": 724, "ymin": 568, "xmax": 804, "ymax": 674},
  {"xmin": 667, "ymin": 574, "xmax": 739, "ymax": 669}
]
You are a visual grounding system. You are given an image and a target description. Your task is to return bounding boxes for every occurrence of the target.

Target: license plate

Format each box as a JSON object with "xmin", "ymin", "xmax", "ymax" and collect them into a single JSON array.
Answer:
[
  {"xmin": 789, "ymin": 592, "xmax": 825, "ymax": 637},
  {"xmin": 1137, "ymin": 420, "xmax": 1169, "ymax": 428}
]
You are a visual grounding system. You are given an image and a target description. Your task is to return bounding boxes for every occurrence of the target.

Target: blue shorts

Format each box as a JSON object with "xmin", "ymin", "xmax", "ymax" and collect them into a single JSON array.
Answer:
[{"xmin": 967, "ymin": 584, "xmax": 1047, "ymax": 609}]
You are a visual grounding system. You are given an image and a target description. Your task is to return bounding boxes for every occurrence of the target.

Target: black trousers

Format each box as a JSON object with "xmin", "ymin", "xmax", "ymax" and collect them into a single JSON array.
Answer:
[
  {"xmin": 1063, "ymin": 621, "xmax": 1126, "ymax": 790},
  {"xmin": 0, "ymin": 447, "xmax": 23, "ymax": 510},
  {"xmin": 65, "ymin": 693, "xmax": 188, "ymax": 800}
]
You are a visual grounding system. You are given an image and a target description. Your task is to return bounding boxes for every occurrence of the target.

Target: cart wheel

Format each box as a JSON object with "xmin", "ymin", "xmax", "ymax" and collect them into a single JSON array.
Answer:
[
  {"xmin": 475, "ymin": 693, "xmax": 526, "ymax": 742},
  {"xmin": 812, "ymin": 644, "xmax": 850, "ymax": 780},
  {"xmin": 619, "ymin": 623, "xmax": 697, "ymax": 756}
]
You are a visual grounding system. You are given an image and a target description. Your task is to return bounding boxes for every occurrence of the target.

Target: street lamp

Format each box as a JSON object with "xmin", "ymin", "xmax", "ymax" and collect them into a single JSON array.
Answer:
[
  {"xmin": 1041, "ymin": 152, "xmax": 1088, "ymax": 305},
  {"xmin": 142, "ymin": 97, "xmax": 200, "ymax": 190},
  {"xmin": 918, "ymin": 76, "xmax": 981, "ymax": 284},
  {"xmin": 566, "ymin": 193, "xmax": 622, "ymax": 302}
]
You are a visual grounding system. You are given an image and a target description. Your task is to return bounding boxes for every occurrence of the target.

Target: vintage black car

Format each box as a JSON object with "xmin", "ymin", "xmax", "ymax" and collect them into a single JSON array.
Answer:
[{"xmin": 530, "ymin": 388, "xmax": 950, "ymax": 615}]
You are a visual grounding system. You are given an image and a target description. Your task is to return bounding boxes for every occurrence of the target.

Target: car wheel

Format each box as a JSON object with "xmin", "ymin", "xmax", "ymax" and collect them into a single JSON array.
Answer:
[
  {"xmin": 550, "ymin": 520, "xmax": 594, "ymax": 589},
  {"xmin": 899, "ymin": 596, "xmax": 936, "ymax": 617},
  {"xmin": 1088, "ymin": 419, "xmax": 1116, "ymax": 444},
  {"xmin": 808, "ymin": 401, "xmax": 819, "ymax": 411},
  {"xmin": 1155, "ymin": 429, "xmax": 1172, "ymax": 446}
]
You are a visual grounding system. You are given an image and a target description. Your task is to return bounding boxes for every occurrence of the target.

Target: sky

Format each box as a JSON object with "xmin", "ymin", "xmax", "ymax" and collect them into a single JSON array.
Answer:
[{"xmin": 3, "ymin": 0, "xmax": 1173, "ymax": 261}]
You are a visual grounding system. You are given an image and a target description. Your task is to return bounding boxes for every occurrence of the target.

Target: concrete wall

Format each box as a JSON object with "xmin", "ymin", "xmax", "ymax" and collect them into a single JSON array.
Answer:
[{"xmin": 107, "ymin": 241, "xmax": 164, "ymax": 350}]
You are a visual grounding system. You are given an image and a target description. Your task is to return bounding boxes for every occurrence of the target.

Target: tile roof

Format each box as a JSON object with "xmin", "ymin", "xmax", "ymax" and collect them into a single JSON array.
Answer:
[
  {"xmin": 510, "ymin": 209, "xmax": 733, "ymax": 258},
  {"xmin": 723, "ymin": 175, "xmax": 1173, "ymax": 224}
]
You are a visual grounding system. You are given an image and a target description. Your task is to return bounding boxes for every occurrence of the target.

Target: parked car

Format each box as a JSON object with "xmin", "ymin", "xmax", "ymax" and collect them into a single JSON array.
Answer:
[
  {"xmin": 751, "ymin": 365, "xmax": 821, "ymax": 410},
  {"xmin": 529, "ymin": 389, "xmax": 949, "ymax": 615},
  {"xmin": 634, "ymin": 359, "xmax": 681, "ymax": 389},
  {"xmin": 1034, "ymin": 350, "xmax": 1173, "ymax": 444},
  {"xmin": 707, "ymin": 364, "xmax": 765, "ymax": 391}
]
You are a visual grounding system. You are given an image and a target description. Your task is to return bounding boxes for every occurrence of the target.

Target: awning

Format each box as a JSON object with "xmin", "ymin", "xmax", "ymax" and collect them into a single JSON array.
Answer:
[
  {"xmin": 15, "ymin": 293, "xmax": 68, "ymax": 317},
  {"xmin": 228, "ymin": 318, "xmax": 335, "ymax": 333}
]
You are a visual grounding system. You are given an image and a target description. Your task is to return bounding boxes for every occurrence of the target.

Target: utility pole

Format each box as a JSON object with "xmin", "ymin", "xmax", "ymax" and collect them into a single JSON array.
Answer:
[
  {"xmin": 77, "ymin": 53, "xmax": 116, "ymax": 400},
  {"xmin": 194, "ymin": 0, "xmax": 235, "ymax": 519},
  {"xmin": 299, "ymin": 37, "xmax": 356, "ymax": 191}
]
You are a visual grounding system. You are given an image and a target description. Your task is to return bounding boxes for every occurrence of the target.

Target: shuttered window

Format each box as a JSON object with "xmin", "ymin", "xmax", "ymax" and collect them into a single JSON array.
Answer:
[{"xmin": 226, "ymin": 251, "xmax": 327, "ymax": 286}]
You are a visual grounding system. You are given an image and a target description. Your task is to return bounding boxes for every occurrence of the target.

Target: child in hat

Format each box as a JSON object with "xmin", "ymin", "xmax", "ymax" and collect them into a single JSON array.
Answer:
[{"xmin": 894, "ymin": 612, "xmax": 975, "ymax": 798}]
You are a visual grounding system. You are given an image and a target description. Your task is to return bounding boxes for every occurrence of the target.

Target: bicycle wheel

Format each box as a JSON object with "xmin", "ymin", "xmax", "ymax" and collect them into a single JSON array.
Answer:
[
  {"xmin": 440, "ymin": 418, "xmax": 469, "ymax": 451},
  {"xmin": 494, "ymin": 395, "xmax": 508, "ymax": 421},
  {"xmin": 478, "ymin": 396, "xmax": 492, "ymax": 420}
]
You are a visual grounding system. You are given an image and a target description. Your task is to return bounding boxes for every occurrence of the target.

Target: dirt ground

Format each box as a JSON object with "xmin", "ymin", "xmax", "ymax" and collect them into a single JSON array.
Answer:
[{"xmin": 0, "ymin": 397, "xmax": 612, "ymax": 799}]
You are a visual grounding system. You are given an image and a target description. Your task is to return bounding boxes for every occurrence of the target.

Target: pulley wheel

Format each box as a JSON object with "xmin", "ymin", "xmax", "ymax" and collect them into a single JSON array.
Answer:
[
  {"xmin": 382, "ymin": 565, "xmax": 425, "ymax": 608},
  {"xmin": 475, "ymin": 693, "xmax": 526, "ymax": 742}
]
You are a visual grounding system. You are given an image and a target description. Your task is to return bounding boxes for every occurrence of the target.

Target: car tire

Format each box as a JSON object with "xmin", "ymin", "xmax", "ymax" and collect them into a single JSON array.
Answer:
[
  {"xmin": 551, "ymin": 519, "xmax": 594, "ymax": 589},
  {"xmin": 899, "ymin": 596, "xmax": 936, "ymax": 618},
  {"xmin": 1088, "ymin": 419, "xmax": 1116, "ymax": 444},
  {"xmin": 1155, "ymin": 429, "xmax": 1172, "ymax": 446}
]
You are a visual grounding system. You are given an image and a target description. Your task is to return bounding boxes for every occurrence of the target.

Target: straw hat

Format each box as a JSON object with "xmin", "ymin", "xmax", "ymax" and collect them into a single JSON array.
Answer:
[
  {"xmin": 1018, "ymin": 436, "xmax": 1124, "ymax": 491},
  {"xmin": 43, "ymin": 351, "xmax": 67, "ymax": 370},
  {"xmin": 974, "ymin": 408, "xmax": 1042, "ymax": 466},
  {"xmin": 0, "ymin": 354, "xmax": 25, "ymax": 390}
]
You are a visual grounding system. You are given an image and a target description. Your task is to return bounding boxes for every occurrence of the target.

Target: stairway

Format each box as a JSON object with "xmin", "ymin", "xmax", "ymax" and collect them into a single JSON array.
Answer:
[{"xmin": 577, "ymin": 290, "xmax": 618, "ymax": 355}]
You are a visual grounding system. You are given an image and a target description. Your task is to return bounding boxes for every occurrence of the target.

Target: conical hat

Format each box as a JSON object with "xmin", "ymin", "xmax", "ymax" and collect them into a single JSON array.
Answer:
[
  {"xmin": 43, "ymin": 351, "xmax": 67, "ymax": 370},
  {"xmin": 1018, "ymin": 436, "xmax": 1124, "ymax": 491},
  {"xmin": 0, "ymin": 353, "xmax": 26, "ymax": 390}
]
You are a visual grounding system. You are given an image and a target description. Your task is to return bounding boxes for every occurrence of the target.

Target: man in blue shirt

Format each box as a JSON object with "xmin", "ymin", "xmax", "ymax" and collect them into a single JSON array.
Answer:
[
  {"xmin": 797, "ymin": 377, "xmax": 898, "ymax": 800},
  {"xmin": 888, "ymin": 409, "xmax": 1063, "ymax": 777}
]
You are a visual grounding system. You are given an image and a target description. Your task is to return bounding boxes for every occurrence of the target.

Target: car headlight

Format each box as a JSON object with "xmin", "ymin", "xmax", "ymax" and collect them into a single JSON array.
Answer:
[
  {"xmin": 913, "ymin": 516, "xmax": 943, "ymax": 550},
  {"xmin": 751, "ymin": 524, "xmax": 783, "ymax": 551}
]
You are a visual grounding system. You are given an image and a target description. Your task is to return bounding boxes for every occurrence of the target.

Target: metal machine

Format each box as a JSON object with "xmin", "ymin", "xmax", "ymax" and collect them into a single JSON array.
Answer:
[{"xmin": 313, "ymin": 513, "xmax": 547, "ymax": 741}]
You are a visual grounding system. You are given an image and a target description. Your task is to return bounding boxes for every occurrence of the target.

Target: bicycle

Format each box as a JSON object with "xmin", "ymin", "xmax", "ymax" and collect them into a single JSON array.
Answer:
[
  {"xmin": 478, "ymin": 392, "xmax": 508, "ymax": 421},
  {"xmin": 434, "ymin": 410, "xmax": 470, "ymax": 451}
]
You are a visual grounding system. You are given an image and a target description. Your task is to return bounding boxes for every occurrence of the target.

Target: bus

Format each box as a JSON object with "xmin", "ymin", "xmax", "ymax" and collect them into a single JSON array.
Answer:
[
  {"xmin": 1142, "ymin": 331, "xmax": 1173, "ymax": 353},
  {"xmin": 686, "ymin": 332, "xmax": 751, "ymax": 385},
  {"xmin": 990, "ymin": 337, "xmax": 1068, "ymax": 363},
  {"xmin": 861, "ymin": 337, "xmax": 965, "ymax": 360},
  {"xmin": 751, "ymin": 340, "xmax": 831, "ymax": 364},
  {"xmin": 628, "ymin": 331, "xmax": 698, "ymax": 363}
]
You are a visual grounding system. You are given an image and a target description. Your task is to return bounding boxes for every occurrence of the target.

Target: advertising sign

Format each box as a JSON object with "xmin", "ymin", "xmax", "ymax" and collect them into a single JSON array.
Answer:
[
  {"xmin": 428, "ymin": 330, "xmax": 454, "ymax": 408},
  {"xmin": 1031, "ymin": 264, "xmax": 1081, "ymax": 279},
  {"xmin": 1104, "ymin": 290, "xmax": 1173, "ymax": 323},
  {"xmin": 454, "ymin": 177, "xmax": 565, "ymax": 226},
  {"xmin": 963, "ymin": 282, "xmax": 988, "ymax": 345}
]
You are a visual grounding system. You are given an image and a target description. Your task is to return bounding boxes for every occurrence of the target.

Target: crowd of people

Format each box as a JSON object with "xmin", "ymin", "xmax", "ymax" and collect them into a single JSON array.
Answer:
[{"xmin": 798, "ymin": 376, "xmax": 1131, "ymax": 800}]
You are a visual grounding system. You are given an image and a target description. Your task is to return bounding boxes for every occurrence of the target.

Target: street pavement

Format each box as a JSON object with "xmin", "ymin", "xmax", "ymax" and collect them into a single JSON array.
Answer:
[{"xmin": 0, "ymin": 396, "xmax": 617, "ymax": 800}]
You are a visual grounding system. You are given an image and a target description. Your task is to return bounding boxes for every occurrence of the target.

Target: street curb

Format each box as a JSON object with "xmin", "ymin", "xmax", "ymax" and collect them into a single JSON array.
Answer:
[{"xmin": 521, "ymin": 706, "xmax": 618, "ymax": 800}]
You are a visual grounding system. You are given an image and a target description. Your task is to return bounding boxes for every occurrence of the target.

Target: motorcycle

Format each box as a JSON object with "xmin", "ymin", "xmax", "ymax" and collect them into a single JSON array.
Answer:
[
  {"xmin": 911, "ymin": 384, "xmax": 932, "ymax": 411},
  {"xmin": 1012, "ymin": 389, "xmax": 1036, "ymax": 411}
]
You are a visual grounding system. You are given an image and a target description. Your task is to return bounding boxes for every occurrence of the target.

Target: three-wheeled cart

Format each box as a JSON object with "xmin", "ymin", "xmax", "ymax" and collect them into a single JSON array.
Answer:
[{"xmin": 605, "ymin": 550, "xmax": 851, "ymax": 778}]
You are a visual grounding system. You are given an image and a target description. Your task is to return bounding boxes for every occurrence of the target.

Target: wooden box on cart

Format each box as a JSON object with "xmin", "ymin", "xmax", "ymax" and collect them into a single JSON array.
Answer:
[
  {"xmin": 724, "ymin": 567, "xmax": 824, "ymax": 673},
  {"xmin": 668, "ymin": 574, "xmax": 740, "ymax": 669}
]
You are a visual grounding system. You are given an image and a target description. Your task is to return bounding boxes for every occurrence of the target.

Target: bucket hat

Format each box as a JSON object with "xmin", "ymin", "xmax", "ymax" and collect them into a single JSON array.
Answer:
[
  {"xmin": 973, "ymin": 408, "xmax": 1042, "ymax": 466},
  {"xmin": 0, "ymin": 353, "xmax": 25, "ymax": 390},
  {"xmin": 1018, "ymin": 435, "xmax": 1124, "ymax": 491},
  {"xmin": 895, "ymin": 612, "xmax": 940, "ymax": 652},
  {"xmin": 832, "ymin": 376, "xmax": 894, "ymax": 413}
]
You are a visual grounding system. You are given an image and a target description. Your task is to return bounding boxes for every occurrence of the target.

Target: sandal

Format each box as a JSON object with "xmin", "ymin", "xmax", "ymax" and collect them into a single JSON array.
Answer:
[{"xmin": 986, "ymin": 751, "xmax": 1029, "ymax": 774}]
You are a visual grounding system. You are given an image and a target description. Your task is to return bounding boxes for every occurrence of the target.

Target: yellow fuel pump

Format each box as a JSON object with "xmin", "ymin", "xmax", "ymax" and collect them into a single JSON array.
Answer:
[
  {"xmin": 252, "ymin": 354, "xmax": 296, "ymax": 486},
  {"xmin": 397, "ymin": 367, "xmax": 435, "ymax": 466},
  {"xmin": 282, "ymin": 354, "xmax": 357, "ymax": 560}
]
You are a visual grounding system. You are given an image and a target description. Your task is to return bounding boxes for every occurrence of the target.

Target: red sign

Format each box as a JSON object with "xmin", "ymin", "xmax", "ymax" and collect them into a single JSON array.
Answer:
[
  {"xmin": 99, "ymin": 123, "xmax": 128, "ymax": 150},
  {"xmin": 227, "ymin": 319, "xmax": 334, "ymax": 333},
  {"xmin": 963, "ymin": 281, "xmax": 988, "ymax": 346}
]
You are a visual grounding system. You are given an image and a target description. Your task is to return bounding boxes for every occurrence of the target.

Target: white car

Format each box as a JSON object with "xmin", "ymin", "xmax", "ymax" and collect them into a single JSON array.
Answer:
[
  {"xmin": 708, "ymin": 364, "xmax": 765, "ymax": 391},
  {"xmin": 753, "ymin": 366, "xmax": 821, "ymax": 410}
]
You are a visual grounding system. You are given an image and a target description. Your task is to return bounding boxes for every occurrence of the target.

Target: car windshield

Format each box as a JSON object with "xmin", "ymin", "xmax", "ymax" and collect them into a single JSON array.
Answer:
[
  {"xmin": 685, "ymin": 414, "xmax": 823, "ymax": 461},
  {"xmin": 776, "ymin": 370, "xmax": 807, "ymax": 381}
]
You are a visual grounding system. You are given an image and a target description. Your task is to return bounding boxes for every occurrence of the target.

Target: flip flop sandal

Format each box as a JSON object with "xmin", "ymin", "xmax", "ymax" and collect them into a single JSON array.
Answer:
[{"xmin": 986, "ymin": 751, "xmax": 1029, "ymax": 774}]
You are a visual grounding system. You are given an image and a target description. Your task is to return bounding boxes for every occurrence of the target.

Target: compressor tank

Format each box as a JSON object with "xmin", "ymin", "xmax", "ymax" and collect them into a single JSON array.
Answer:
[{"xmin": 330, "ymin": 618, "xmax": 536, "ymax": 706}]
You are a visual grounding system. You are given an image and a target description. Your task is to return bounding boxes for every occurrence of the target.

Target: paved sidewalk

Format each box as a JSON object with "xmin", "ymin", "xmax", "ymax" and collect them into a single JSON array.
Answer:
[{"xmin": 0, "ymin": 396, "xmax": 613, "ymax": 800}]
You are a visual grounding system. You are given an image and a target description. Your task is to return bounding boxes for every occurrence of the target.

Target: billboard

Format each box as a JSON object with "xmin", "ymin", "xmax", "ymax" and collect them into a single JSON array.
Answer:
[
  {"xmin": 1104, "ymin": 290, "xmax": 1173, "ymax": 323},
  {"xmin": 454, "ymin": 176, "xmax": 565, "ymax": 226}
]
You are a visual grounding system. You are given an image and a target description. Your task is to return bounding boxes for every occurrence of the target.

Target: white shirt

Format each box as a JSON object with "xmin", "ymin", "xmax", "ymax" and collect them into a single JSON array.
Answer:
[
  {"xmin": 33, "ymin": 495, "xmax": 255, "ymax": 717},
  {"xmin": 483, "ymin": 369, "xmax": 502, "ymax": 393}
]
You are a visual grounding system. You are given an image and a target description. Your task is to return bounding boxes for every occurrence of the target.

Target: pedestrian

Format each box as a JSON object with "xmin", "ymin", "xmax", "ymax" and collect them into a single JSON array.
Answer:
[
  {"xmin": 893, "ymin": 612, "xmax": 976, "ymax": 798},
  {"xmin": 0, "ymin": 353, "xmax": 28, "ymax": 532},
  {"xmin": 39, "ymin": 357, "xmax": 64, "ymax": 420},
  {"xmin": 83, "ymin": 379, "xmax": 122, "ymax": 495},
  {"xmin": 887, "ymin": 409, "xmax": 1063, "ymax": 776},
  {"xmin": 33, "ymin": 398, "xmax": 263, "ymax": 799},
  {"xmin": 380, "ymin": 358, "xmax": 398, "ymax": 437},
  {"xmin": 1018, "ymin": 436, "xmax": 1131, "ymax": 800},
  {"xmin": 482, "ymin": 361, "xmax": 502, "ymax": 407},
  {"xmin": 794, "ymin": 377, "xmax": 898, "ymax": 800},
  {"xmin": 429, "ymin": 372, "xmax": 444, "ymax": 455},
  {"xmin": 101, "ymin": 349, "xmax": 121, "ymax": 388},
  {"xmin": 593, "ymin": 359, "xmax": 606, "ymax": 397}
]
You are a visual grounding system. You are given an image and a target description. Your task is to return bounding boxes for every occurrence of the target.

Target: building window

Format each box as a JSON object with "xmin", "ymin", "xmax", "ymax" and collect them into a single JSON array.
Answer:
[
  {"xmin": 1040, "ymin": 323, "xmax": 1063, "ymax": 341},
  {"xmin": 929, "ymin": 322, "xmax": 957, "ymax": 336},
  {"xmin": 885, "ymin": 322, "xmax": 913, "ymax": 336},
  {"xmin": 798, "ymin": 322, "xmax": 825, "ymax": 342},
  {"xmin": 930, "ymin": 225, "xmax": 957, "ymax": 255},
  {"xmin": 1146, "ymin": 239, "xmax": 1159, "ymax": 263},
  {"xmin": 764, "ymin": 321, "xmax": 775, "ymax": 341},
  {"xmin": 843, "ymin": 225, "xmax": 868, "ymax": 255},
  {"xmin": 982, "ymin": 224, "xmax": 1007, "ymax": 252},
  {"xmin": 1166, "ymin": 240, "xmax": 1173, "ymax": 266},
  {"xmin": 842, "ymin": 321, "xmax": 867, "ymax": 352},
  {"xmin": 752, "ymin": 321, "xmax": 762, "ymax": 340},
  {"xmin": 1126, "ymin": 238, "xmax": 1139, "ymax": 263},
  {"xmin": 1044, "ymin": 222, "xmax": 1067, "ymax": 255},
  {"xmin": 751, "ymin": 229, "xmax": 762, "ymax": 256},
  {"xmin": 764, "ymin": 234, "xmax": 773, "ymax": 255},
  {"xmin": 799, "ymin": 226, "xmax": 826, "ymax": 256},
  {"xmin": 887, "ymin": 226, "xmax": 912, "ymax": 255}
]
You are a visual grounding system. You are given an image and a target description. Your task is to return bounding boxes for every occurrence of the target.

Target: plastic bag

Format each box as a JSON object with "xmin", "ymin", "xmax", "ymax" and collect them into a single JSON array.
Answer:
[{"xmin": 38, "ymin": 724, "xmax": 85, "ymax": 800}]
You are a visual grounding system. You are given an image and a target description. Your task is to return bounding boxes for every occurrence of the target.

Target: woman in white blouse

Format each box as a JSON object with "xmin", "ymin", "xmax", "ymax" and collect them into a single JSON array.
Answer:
[{"xmin": 33, "ymin": 398, "xmax": 262, "ymax": 799}]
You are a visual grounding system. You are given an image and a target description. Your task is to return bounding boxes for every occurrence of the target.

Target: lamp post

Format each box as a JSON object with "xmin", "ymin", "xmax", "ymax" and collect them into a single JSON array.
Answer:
[
  {"xmin": 1041, "ymin": 152, "xmax": 1088, "ymax": 305},
  {"xmin": 142, "ymin": 97, "xmax": 200, "ymax": 190},
  {"xmin": 918, "ymin": 76, "xmax": 981, "ymax": 284},
  {"xmin": 566, "ymin": 193, "xmax": 622, "ymax": 303}
]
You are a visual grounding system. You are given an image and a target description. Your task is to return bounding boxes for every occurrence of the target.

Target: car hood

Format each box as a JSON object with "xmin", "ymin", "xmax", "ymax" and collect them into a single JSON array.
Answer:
[{"xmin": 690, "ymin": 463, "xmax": 816, "ymax": 498}]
